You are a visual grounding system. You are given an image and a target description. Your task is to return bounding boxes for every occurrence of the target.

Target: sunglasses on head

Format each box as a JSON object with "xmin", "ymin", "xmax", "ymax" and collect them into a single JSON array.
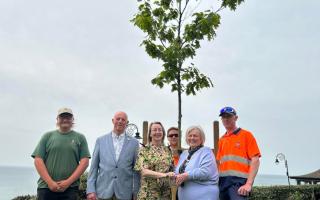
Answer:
[
  {"xmin": 220, "ymin": 107, "xmax": 235, "ymax": 113},
  {"xmin": 219, "ymin": 106, "xmax": 237, "ymax": 116},
  {"xmin": 168, "ymin": 133, "xmax": 179, "ymax": 138}
]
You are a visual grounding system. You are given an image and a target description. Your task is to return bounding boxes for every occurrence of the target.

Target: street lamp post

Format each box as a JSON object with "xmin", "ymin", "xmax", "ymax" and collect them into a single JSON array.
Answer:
[
  {"xmin": 125, "ymin": 123, "xmax": 144, "ymax": 146},
  {"xmin": 275, "ymin": 153, "xmax": 291, "ymax": 187}
]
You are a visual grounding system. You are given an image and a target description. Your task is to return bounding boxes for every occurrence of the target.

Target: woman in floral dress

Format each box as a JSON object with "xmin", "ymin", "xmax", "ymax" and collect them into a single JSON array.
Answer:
[{"xmin": 134, "ymin": 121, "xmax": 175, "ymax": 200}]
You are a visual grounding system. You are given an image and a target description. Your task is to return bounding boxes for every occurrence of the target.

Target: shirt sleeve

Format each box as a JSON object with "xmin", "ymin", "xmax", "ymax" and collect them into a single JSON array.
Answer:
[
  {"xmin": 31, "ymin": 132, "xmax": 50, "ymax": 159},
  {"xmin": 187, "ymin": 147, "xmax": 217, "ymax": 181},
  {"xmin": 86, "ymin": 137, "xmax": 100, "ymax": 194},
  {"xmin": 134, "ymin": 147, "xmax": 150, "ymax": 171},
  {"xmin": 246, "ymin": 132, "xmax": 261, "ymax": 159},
  {"xmin": 132, "ymin": 140, "xmax": 141, "ymax": 196},
  {"xmin": 79, "ymin": 134, "xmax": 91, "ymax": 159}
]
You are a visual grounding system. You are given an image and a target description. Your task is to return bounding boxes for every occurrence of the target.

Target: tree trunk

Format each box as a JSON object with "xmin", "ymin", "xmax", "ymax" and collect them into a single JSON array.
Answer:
[
  {"xmin": 177, "ymin": 74, "xmax": 182, "ymax": 149},
  {"xmin": 177, "ymin": 0, "xmax": 183, "ymax": 149}
]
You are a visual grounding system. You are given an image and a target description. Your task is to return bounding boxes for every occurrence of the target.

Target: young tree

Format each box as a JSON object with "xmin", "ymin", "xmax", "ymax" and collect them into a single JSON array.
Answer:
[{"xmin": 131, "ymin": 0, "xmax": 244, "ymax": 147}]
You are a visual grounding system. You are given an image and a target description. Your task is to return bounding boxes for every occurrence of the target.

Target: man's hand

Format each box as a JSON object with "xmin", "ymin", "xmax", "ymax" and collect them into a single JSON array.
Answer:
[
  {"xmin": 237, "ymin": 156, "xmax": 259, "ymax": 196},
  {"xmin": 47, "ymin": 180, "xmax": 60, "ymax": 192},
  {"xmin": 237, "ymin": 183, "xmax": 252, "ymax": 196},
  {"xmin": 34, "ymin": 157, "xmax": 60, "ymax": 192},
  {"xmin": 132, "ymin": 194, "xmax": 137, "ymax": 200},
  {"xmin": 57, "ymin": 179, "xmax": 72, "ymax": 192},
  {"xmin": 87, "ymin": 192, "xmax": 97, "ymax": 200}
]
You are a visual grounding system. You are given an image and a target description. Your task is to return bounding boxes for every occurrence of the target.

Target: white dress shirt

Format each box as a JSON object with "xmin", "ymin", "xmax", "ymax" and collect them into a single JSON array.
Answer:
[{"xmin": 112, "ymin": 132, "xmax": 125, "ymax": 161}]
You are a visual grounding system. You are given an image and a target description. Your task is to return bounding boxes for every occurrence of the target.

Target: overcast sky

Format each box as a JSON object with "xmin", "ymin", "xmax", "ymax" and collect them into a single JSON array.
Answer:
[{"xmin": 0, "ymin": 0, "xmax": 319, "ymax": 176}]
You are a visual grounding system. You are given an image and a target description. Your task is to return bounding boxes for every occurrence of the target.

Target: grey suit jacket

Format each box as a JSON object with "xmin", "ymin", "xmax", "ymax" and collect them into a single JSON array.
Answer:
[{"xmin": 87, "ymin": 132, "xmax": 140, "ymax": 200}]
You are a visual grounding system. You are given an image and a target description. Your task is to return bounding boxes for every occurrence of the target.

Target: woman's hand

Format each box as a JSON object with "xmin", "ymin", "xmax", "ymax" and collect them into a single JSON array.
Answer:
[
  {"xmin": 87, "ymin": 192, "xmax": 97, "ymax": 200},
  {"xmin": 165, "ymin": 172, "xmax": 175, "ymax": 177},
  {"xmin": 159, "ymin": 172, "xmax": 175, "ymax": 178},
  {"xmin": 176, "ymin": 172, "xmax": 188, "ymax": 186}
]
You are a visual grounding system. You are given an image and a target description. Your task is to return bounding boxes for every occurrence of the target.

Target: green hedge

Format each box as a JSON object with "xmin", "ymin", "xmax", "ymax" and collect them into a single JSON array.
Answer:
[
  {"xmin": 14, "ymin": 173, "xmax": 320, "ymax": 200},
  {"xmin": 249, "ymin": 185, "xmax": 320, "ymax": 200}
]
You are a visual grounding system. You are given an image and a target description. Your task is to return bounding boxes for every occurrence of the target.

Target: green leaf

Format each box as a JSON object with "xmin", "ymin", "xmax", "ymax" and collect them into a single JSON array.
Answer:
[
  {"xmin": 143, "ymin": 40, "xmax": 164, "ymax": 59},
  {"xmin": 221, "ymin": 0, "xmax": 245, "ymax": 11}
]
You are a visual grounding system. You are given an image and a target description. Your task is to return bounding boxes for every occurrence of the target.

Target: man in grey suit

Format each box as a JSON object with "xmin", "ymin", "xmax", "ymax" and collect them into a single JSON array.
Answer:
[{"xmin": 87, "ymin": 111, "xmax": 140, "ymax": 200}]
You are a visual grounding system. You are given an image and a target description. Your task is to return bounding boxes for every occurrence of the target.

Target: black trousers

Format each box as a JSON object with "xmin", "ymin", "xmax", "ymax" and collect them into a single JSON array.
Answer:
[{"xmin": 37, "ymin": 187, "xmax": 78, "ymax": 200}]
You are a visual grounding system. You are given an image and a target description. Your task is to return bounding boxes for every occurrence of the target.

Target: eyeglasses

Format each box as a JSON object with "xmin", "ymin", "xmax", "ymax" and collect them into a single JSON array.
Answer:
[{"xmin": 168, "ymin": 134, "xmax": 179, "ymax": 138}]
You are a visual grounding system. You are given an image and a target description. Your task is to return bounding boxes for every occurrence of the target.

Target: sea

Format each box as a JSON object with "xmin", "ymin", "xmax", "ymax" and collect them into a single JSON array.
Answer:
[{"xmin": 0, "ymin": 166, "xmax": 290, "ymax": 200}]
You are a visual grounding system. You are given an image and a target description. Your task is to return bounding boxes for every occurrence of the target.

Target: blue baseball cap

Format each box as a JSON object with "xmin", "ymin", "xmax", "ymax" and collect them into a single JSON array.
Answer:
[{"xmin": 219, "ymin": 106, "xmax": 237, "ymax": 116}]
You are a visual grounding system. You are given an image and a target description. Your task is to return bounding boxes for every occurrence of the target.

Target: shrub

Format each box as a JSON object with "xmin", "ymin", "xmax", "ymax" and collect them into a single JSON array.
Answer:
[
  {"xmin": 249, "ymin": 185, "xmax": 320, "ymax": 200},
  {"xmin": 15, "ymin": 174, "xmax": 320, "ymax": 200},
  {"xmin": 12, "ymin": 195, "xmax": 36, "ymax": 200},
  {"xmin": 78, "ymin": 171, "xmax": 88, "ymax": 199}
]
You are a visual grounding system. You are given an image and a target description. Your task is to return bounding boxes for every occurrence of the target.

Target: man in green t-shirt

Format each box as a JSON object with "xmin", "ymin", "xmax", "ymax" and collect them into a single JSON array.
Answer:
[{"xmin": 32, "ymin": 108, "xmax": 91, "ymax": 200}]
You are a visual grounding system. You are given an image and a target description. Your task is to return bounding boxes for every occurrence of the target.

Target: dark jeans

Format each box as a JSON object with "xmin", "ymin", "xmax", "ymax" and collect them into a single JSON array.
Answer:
[
  {"xmin": 37, "ymin": 187, "xmax": 78, "ymax": 200},
  {"xmin": 219, "ymin": 184, "xmax": 248, "ymax": 200},
  {"xmin": 219, "ymin": 176, "xmax": 248, "ymax": 200}
]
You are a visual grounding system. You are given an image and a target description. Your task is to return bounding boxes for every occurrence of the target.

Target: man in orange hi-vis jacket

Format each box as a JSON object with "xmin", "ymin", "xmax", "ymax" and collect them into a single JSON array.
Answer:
[{"xmin": 216, "ymin": 107, "xmax": 261, "ymax": 200}]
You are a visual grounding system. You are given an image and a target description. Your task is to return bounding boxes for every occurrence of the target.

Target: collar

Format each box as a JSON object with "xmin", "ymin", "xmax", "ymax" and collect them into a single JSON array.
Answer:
[
  {"xmin": 112, "ymin": 131, "xmax": 125, "ymax": 139},
  {"xmin": 58, "ymin": 129, "xmax": 73, "ymax": 134},
  {"xmin": 149, "ymin": 143, "xmax": 164, "ymax": 150},
  {"xmin": 225, "ymin": 127, "xmax": 241, "ymax": 136}
]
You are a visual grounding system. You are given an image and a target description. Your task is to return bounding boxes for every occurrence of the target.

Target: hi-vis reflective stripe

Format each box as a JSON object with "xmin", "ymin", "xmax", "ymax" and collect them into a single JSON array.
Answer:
[
  {"xmin": 220, "ymin": 155, "xmax": 251, "ymax": 166},
  {"xmin": 219, "ymin": 170, "xmax": 249, "ymax": 179}
]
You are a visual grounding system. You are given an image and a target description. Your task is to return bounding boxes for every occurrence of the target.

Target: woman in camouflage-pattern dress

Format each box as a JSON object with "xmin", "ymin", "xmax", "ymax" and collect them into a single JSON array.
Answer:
[{"xmin": 134, "ymin": 122, "xmax": 175, "ymax": 200}]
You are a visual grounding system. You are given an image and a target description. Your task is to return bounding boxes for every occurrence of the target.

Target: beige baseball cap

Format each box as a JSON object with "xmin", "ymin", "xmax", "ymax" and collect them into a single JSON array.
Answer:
[{"xmin": 57, "ymin": 107, "xmax": 73, "ymax": 116}]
